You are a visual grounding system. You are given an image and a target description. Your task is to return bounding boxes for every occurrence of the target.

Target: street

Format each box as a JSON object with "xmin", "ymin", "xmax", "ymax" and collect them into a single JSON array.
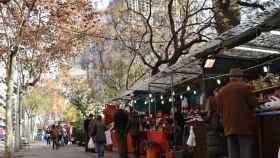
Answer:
[{"xmin": 0, "ymin": 143, "xmax": 118, "ymax": 158}]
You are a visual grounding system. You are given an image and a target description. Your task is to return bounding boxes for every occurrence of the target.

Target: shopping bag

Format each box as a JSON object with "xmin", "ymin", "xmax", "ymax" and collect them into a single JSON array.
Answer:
[
  {"xmin": 105, "ymin": 130, "xmax": 112, "ymax": 145},
  {"xmin": 88, "ymin": 138, "xmax": 95, "ymax": 149},
  {"xmin": 187, "ymin": 126, "xmax": 196, "ymax": 147}
]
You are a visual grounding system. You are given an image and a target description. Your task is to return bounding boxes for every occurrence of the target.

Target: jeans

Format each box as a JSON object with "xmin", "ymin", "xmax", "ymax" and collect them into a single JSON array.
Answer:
[
  {"xmin": 131, "ymin": 135, "xmax": 140, "ymax": 157},
  {"xmin": 85, "ymin": 132, "xmax": 90, "ymax": 152},
  {"xmin": 52, "ymin": 137, "xmax": 59, "ymax": 150},
  {"xmin": 95, "ymin": 142, "xmax": 105, "ymax": 157},
  {"xmin": 116, "ymin": 130, "xmax": 128, "ymax": 158},
  {"xmin": 227, "ymin": 135, "xmax": 255, "ymax": 158}
]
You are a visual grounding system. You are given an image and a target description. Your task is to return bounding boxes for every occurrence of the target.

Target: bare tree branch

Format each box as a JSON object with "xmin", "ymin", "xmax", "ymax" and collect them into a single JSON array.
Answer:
[{"xmin": 238, "ymin": 0, "xmax": 265, "ymax": 11}]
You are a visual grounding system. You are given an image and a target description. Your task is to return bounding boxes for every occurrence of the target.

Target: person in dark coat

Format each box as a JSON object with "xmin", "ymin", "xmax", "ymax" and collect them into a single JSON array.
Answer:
[
  {"xmin": 91, "ymin": 115, "xmax": 106, "ymax": 158},
  {"xmin": 206, "ymin": 88, "xmax": 227, "ymax": 158},
  {"xmin": 84, "ymin": 114, "xmax": 93, "ymax": 152},
  {"xmin": 50, "ymin": 124, "xmax": 59, "ymax": 150},
  {"xmin": 129, "ymin": 110, "xmax": 142, "ymax": 158},
  {"xmin": 216, "ymin": 68, "xmax": 258, "ymax": 158},
  {"xmin": 113, "ymin": 106, "xmax": 129, "ymax": 158}
]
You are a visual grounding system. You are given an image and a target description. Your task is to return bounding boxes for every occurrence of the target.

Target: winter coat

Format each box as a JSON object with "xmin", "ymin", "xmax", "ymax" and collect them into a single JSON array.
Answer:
[{"xmin": 216, "ymin": 80, "xmax": 258, "ymax": 136}]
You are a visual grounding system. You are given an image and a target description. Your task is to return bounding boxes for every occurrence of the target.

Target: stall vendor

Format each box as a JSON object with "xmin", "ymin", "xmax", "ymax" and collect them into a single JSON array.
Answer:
[{"xmin": 216, "ymin": 68, "xmax": 259, "ymax": 158}]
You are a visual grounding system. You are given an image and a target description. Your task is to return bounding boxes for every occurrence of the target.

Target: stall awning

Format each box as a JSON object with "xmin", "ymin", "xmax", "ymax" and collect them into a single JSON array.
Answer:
[{"xmin": 115, "ymin": 6, "xmax": 280, "ymax": 100}]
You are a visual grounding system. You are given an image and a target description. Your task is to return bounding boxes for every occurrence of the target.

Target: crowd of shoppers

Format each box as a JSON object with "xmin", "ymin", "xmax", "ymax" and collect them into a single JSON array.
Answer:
[
  {"xmin": 43, "ymin": 123, "xmax": 72, "ymax": 150},
  {"xmin": 83, "ymin": 106, "xmax": 141, "ymax": 158}
]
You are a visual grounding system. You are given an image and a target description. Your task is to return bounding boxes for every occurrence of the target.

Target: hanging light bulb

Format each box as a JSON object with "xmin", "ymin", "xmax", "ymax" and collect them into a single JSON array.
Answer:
[
  {"xmin": 151, "ymin": 99, "xmax": 154, "ymax": 103},
  {"xmin": 180, "ymin": 95, "xmax": 183, "ymax": 100},
  {"xmin": 193, "ymin": 90, "xmax": 197, "ymax": 95},
  {"xmin": 169, "ymin": 97, "xmax": 172, "ymax": 102},
  {"xmin": 172, "ymin": 91, "xmax": 175, "ymax": 96},
  {"xmin": 134, "ymin": 100, "xmax": 137, "ymax": 104},
  {"xmin": 217, "ymin": 79, "xmax": 221, "ymax": 85},
  {"xmin": 187, "ymin": 86, "xmax": 191, "ymax": 91},
  {"xmin": 149, "ymin": 94, "xmax": 152, "ymax": 98},
  {"xmin": 160, "ymin": 95, "xmax": 163, "ymax": 100},
  {"xmin": 144, "ymin": 101, "xmax": 147, "ymax": 105},
  {"xmin": 161, "ymin": 100, "xmax": 164, "ymax": 104},
  {"xmin": 263, "ymin": 66, "xmax": 269, "ymax": 73}
]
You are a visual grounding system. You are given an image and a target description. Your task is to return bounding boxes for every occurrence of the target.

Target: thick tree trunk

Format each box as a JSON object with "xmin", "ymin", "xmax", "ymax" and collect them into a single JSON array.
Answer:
[
  {"xmin": 212, "ymin": 0, "xmax": 241, "ymax": 34},
  {"xmin": 5, "ymin": 54, "xmax": 16, "ymax": 158},
  {"xmin": 14, "ymin": 89, "xmax": 21, "ymax": 151},
  {"xmin": 26, "ymin": 117, "xmax": 30, "ymax": 143}
]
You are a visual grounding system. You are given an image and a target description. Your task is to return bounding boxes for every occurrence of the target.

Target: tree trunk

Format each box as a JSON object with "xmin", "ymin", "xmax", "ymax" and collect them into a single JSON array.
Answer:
[
  {"xmin": 26, "ymin": 117, "xmax": 30, "ymax": 144},
  {"xmin": 30, "ymin": 116, "xmax": 33, "ymax": 142},
  {"xmin": 5, "ymin": 54, "xmax": 16, "ymax": 158},
  {"xmin": 15, "ymin": 72, "xmax": 21, "ymax": 151},
  {"xmin": 15, "ymin": 93, "xmax": 22, "ymax": 151},
  {"xmin": 212, "ymin": 0, "xmax": 241, "ymax": 34}
]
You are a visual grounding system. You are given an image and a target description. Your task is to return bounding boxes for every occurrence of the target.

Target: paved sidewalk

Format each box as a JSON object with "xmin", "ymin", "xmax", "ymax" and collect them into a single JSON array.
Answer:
[{"xmin": 1, "ymin": 143, "xmax": 118, "ymax": 158}]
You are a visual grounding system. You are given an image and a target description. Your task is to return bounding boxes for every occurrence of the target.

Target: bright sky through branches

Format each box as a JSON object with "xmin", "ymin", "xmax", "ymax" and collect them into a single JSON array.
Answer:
[{"xmin": 93, "ymin": 0, "xmax": 112, "ymax": 11}]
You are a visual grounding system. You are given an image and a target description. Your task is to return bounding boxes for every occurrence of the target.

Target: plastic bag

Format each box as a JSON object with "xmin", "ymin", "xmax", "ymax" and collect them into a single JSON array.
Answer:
[
  {"xmin": 105, "ymin": 130, "xmax": 112, "ymax": 145},
  {"xmin": 88, "ymin": 138, "xmax": 95, "ymax": 149},
  {"xmin": 187, "ymin": 126, "xmax": 196, "ymax": 147}
]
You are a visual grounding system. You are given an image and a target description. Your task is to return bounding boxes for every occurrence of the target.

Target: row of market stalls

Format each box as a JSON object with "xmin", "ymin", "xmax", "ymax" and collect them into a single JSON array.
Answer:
[{"xmin": 104, "ymin": 6, "xmax": 280, "ymax": 158}]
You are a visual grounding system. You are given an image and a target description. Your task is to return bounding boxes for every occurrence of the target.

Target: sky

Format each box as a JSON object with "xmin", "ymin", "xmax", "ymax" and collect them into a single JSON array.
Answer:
[{"xmin": 94, "ymin": 0, "xmax": 113, "ymax": 11}]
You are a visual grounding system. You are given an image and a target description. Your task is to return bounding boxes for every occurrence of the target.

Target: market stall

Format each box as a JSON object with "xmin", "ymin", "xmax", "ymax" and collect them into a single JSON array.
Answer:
[{"xmin": 109, "ymin": 6, "xmax": 280, "ymax": 158}]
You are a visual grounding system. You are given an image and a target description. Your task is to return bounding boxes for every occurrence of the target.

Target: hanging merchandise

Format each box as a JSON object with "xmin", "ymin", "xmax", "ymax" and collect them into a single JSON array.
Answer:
[
  {"xmin": 186, "ymin": 126, "xmax": 196, "ymax": 147},
  {"xmin": 171, "ymin": 106, "xmax": 177, "ymax": 114},
  {"xmin": 105, "ymin": 130, "xmax": 113, "ymax": 145},
  {"xmin": 200, "ymin": 93, "xmax": 205, "ymax": 105},
  {"xmin": 181, "ymin": 97, "xmax": 189, "ymax": 113}
]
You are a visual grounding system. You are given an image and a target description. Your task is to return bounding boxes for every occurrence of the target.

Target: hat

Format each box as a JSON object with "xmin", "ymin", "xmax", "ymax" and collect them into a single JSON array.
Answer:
[{"xmin": 229, "ymin": 68, "xmax": 243, "ymax": 77}]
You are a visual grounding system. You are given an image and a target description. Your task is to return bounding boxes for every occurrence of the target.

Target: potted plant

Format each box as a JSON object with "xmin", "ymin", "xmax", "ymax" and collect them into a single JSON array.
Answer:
[{"xmin": 142, "ymin": 140, "xmax": 162, "ymax": 158}]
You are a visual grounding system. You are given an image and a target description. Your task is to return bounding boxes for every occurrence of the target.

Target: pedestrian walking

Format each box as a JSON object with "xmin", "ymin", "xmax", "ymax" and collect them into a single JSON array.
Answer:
[
  {"xmin": 216, "ymin": 68, "xmax": 259, "ymax": 158},
  {"xmin": 84, "ymin": 114, "xmax": 94, "ymax": 152},
  {"xmin": 66, "ymin": 123, "xmax": 73, "ymax": 144},
  {"xmin": 63, "ymin": 126, "xmax": 68, "ymax": 145},
  {"xmin": 91, "ymin": 115, "xmax": 106, "ymax": 158},
  {"xmin": 113, "ymin": 105, "xmax": 129, "ymax": 158},
  {"xmin": 50, "ymin": 124, "xmax": 59, "ymax": 150},
  {"xmin": 46, "ymin": 128, "xmax": 51, "ymax": 145},
  {"xmin": 57, "ymin": 123, "xmax": 64, "ymax": 146},
  {"xmin": 205, "ymin": 88, "xmax": 227, "ymax": 158},
  {"xmin": 129, "ymin": 110, "xmax": 141, "ymax": 158}
]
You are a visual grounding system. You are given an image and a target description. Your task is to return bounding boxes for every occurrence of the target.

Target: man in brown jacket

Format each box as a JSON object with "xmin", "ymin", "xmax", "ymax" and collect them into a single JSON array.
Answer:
[{"xmin": 216, "ymin": 68, "xmax": 258, "ymax": 158}]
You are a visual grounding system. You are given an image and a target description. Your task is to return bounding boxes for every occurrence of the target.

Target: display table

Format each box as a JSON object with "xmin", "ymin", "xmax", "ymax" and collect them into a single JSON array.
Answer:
[
  {"xmin": 256, "ymin": 111, "xmax": 280, "ymax": 158},
  {"xmin": 147, "ymin": 130, "xmax": 170, "ymax": 152},
  {"xmin": 111, "ymin": 131, "xmax": 146, "ymax": 154}
]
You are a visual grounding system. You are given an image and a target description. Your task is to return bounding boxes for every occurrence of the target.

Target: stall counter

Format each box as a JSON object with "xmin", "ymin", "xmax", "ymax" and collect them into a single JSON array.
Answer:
[
  {"xmin": 256, "ymin": 110, "xmax": 280, "ymax": 158},
  {"xmin": 111, "ymin": 131, "xmax": 146, "ymax": 154}
]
